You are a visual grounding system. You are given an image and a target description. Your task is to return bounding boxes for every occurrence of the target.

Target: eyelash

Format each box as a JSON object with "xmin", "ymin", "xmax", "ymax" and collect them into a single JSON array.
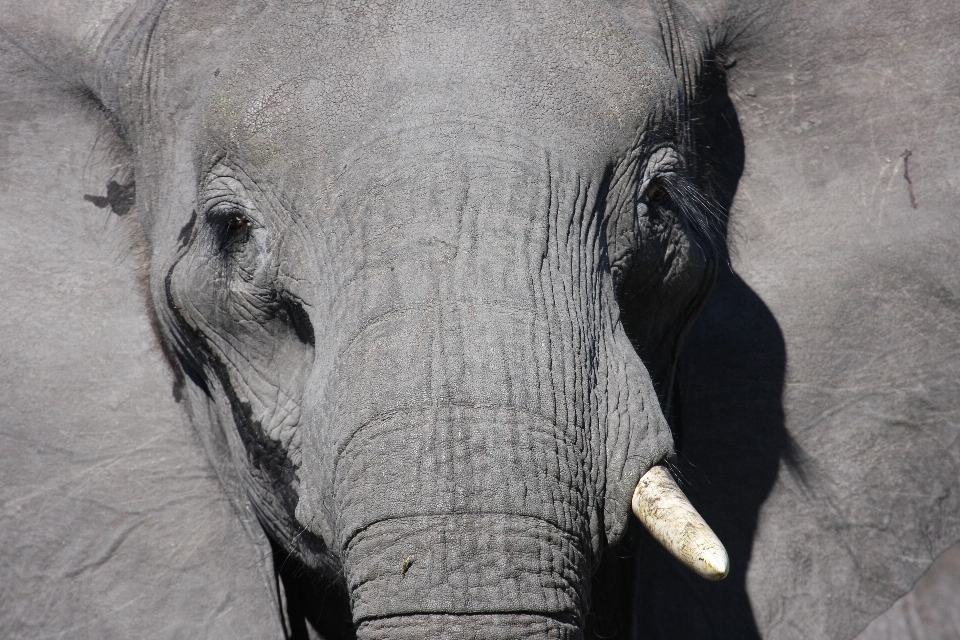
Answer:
[
  {"xmin": 645, "ymin": 181, "xmax": 669, "ymax": 205},
  {"xmin": 207, "ymin": 206, "xmax": 252, "ymax": 251}
]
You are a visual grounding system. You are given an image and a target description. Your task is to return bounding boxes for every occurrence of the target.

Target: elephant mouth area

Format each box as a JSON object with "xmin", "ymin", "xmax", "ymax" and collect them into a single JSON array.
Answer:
[
  {"xmin": 343, "ymin": 512, "xmax": 589, "ymax": 625},
  {"xmin": 355, "ymin": 612, "xmax": 582, "ymax": 640}
]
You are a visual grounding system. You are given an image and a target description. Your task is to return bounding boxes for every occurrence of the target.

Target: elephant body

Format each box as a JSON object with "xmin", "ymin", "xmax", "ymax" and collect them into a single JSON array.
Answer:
[{"xmin": 1, "ymin": 1, "xmax": 958, "ymax": 638}]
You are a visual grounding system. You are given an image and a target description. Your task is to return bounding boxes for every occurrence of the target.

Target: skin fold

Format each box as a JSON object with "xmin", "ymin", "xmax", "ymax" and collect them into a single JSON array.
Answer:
[{"xmin": 1, "ymin": 0, "xmax": 958, "ymax": 639}]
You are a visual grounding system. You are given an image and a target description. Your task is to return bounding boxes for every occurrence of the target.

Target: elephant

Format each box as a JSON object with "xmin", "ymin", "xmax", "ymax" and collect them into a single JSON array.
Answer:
[{"xmin": 1, "ymin": 0, "xmax": 958, "ymax": 638}]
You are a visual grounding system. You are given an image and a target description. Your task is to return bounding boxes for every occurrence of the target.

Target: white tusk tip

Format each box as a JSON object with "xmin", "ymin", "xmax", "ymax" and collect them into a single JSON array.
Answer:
[
  {"xmin": 632, "ymin": 465, "xmax": 730, "ymax": 581},
  {"xmin": 698, "ymin": 546, "xmax": 730, "ymax": 581}
]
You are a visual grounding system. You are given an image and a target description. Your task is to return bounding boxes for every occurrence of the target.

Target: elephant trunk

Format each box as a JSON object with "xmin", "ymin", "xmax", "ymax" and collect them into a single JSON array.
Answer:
[
  {"xmin": 333, "ymin": 398, "xmax": 591, "ymax": 635},
  {"xmin": 313, "ymin": 166, "xmax": 598, "ymax": 634},
  {"xmin": 294, "ymin": 147, "xmax": 677, "ymax": 636},
  {"xmin": 356, "ymin": 614, "xmax": 579, "ymax": 639}
]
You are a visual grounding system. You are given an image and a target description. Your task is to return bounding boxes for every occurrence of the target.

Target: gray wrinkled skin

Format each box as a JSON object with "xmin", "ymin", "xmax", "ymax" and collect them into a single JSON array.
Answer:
[
  {"xmin": 857, "ymin": 542, "xmax": 960, "ymax": 640},
  {"xmin": 1, "ymin": 1, "xmax": 958, "ymax": 639}
]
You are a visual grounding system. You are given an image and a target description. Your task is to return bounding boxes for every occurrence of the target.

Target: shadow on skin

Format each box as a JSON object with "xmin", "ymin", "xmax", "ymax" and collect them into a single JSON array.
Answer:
[
  {"xmin": 271, "ymin": 539, "xmax": 355, "ymax": 640},
  {"xmin": 634, "ymin": 265, "xmax": 788, "ymax": 639},
  {"xmin": 633, "ymin": 56, "xmax": 790, "ymax": 639}
]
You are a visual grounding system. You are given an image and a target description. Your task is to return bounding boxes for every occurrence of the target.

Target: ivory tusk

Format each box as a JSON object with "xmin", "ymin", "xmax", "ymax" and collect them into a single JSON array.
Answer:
[{"xmin": 632, "ymin": 465, "xmax": 729, "ymax": 581}]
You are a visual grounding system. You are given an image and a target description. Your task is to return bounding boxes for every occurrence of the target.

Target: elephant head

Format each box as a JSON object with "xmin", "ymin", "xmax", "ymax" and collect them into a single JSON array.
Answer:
[
  {"xmin": 3, "ymin": 0, "xmax": 730, "ymax": 637},
  {"xmin": 148, "ymin": 1, "xmax": 729, "ymax": 636},
  {"xmin": 6, "ymin": 0, "xmax": 960, "ymax": 638}
]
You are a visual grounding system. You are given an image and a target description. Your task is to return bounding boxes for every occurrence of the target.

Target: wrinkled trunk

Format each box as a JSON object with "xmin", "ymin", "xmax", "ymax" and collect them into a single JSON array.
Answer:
[
  {"xmin": 293, "ymin": 143, "xmax": 674, "ymax": 637},
  {"xmin": 357, "ymin": 613, "xmax": 580, "ymax": 639},
  {"xmin": 324, "ymin": 274, "xmax": 598, "ymax": 635}
]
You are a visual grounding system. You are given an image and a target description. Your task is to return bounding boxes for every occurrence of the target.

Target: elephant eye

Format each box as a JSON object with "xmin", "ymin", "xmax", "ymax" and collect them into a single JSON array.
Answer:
[
  {"xmin": 208, "ymin": 206, "xmax": 253, "ymax": 251},
  {"xmin": 227, "ymin": 214, "xmax": 249, "ymax": 230},
  {"xmin": 645, "ymin": 182, "xmax": 669, "ymax": 205}
]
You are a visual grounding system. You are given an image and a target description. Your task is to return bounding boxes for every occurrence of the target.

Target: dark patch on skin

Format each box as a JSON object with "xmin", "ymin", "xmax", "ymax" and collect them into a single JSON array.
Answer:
[
  {"xmin": 277, "ymin": 293, "xmax": 316, "ymax": 348},
  {"xmin": 83, "ymin": 180, "xmax": 135, "ymax": 216},
  {"xmin": 164, "ymin": 259, "xmax": 299, "ymax": 510},
  {"xmin": 177, "ymin": 210, "xmax": 197, "ymax": 249},
  {"xmin": 632, "ymin": 46, "xmax": 788, "ymax": 640},
  {"xmin": 162, "ymin": 189, "xmax": 319, "ymax": 556},
  {"xmin": 161, "ymin": 242, "xmax": 330, "ymax": 568},
  {"xmin": 270, "ymin": 539, "xmax": 354, "ymax": 640},
  {"xmin": 902, "ymin": 149, "xmax": 918, "ymax": 209},
  {"xmin": 175, "ymin": 349, "xmax": 211, "ymax": 397},
  {"xmin": 150, "ymin": 304, "xmax": 189, "ymax": 403},
  {"xmin": 614, "ymin": 172, "xmax": 722, "ymax": 416}
]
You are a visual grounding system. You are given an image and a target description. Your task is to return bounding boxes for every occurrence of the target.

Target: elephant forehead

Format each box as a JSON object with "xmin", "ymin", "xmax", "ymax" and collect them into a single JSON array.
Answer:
[{"xmin": 203, "ymin": 0, "xmax": 678, "ymax": 169}]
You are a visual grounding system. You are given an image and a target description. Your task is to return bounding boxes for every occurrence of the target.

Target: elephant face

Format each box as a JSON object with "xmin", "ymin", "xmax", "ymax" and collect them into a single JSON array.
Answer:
[{"xmin": 150, "ymin": 2, "xmax": 719, "ymax": 636}]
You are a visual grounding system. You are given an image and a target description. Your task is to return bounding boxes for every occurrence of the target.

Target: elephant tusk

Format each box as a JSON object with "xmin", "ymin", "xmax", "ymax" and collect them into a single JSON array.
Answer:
[{"xmin": 632, "ymin": 465, "xmax": 730, "ymax": 581}]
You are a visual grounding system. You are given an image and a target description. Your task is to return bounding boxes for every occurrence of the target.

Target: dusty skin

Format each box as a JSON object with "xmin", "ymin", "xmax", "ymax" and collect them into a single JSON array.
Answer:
[{"xmin": 1, "ymin": 0, "xmax": 958, "ymax": 639}]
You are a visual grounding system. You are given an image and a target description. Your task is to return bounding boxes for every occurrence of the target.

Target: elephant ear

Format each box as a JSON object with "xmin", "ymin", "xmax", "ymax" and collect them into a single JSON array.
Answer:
[
  {"xmin": 632, "ymin": 1, "xmax": 960, "ymax": 639},
  {"xmin": 0, "ymin": 15, "xmax": 287, "ymax": 640}
]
